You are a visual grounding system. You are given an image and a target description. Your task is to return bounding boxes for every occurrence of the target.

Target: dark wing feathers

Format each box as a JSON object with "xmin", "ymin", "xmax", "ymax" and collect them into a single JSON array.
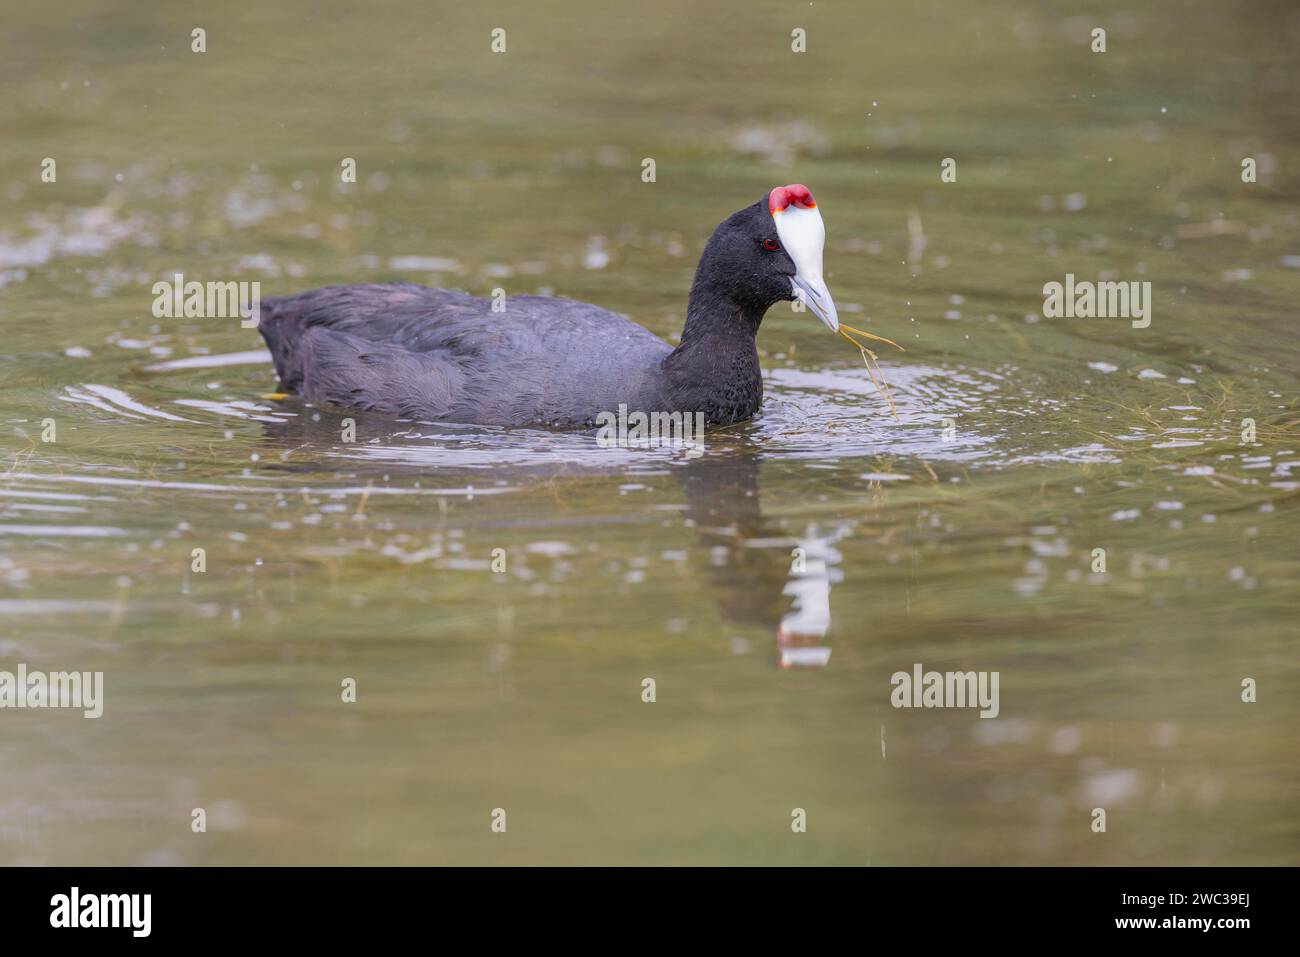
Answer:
[
  {"xmin": 257, "ymin": 283, "xmax": 671, "ymax": 426},
  {"xmin": 292, "ymin": 329, "xmax": 462, "ymax": 419}
]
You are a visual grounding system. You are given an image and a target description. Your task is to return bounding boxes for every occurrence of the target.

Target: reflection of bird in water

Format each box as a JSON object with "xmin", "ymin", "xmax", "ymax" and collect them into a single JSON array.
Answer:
[
  {"xmin": 778, "ymin": 526, "xmax": 845, "ymax": 669},
  {"xmin": 677, "ymin": 453, "xmax": 847, "ymax": 670},
  {"xmin": 249, "ymin": 411, "xmax": 848, "ymax": 670}
]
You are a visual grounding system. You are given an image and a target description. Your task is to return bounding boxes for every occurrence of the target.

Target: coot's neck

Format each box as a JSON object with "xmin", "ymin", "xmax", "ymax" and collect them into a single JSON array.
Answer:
[{"xmin": 658, "ymin": 280, "xmax": 765, "ymax": 424}]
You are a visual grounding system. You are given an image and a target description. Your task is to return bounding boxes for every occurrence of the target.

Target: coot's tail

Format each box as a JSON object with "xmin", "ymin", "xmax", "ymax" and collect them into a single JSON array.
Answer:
[
  {"xmin": 257, "ymin": 294, "xmax": 305, "ymax": 391},
  {"xmin": 254, "ymin": 283, "xmax": 466, "ymax": 417},
  {"xmin": 256, "ymin": 283, "xmax": 435, "ymax": 393}
]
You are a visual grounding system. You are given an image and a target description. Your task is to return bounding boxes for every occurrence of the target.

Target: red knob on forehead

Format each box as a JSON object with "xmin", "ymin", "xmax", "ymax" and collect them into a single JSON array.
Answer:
[
  {"xmin": 769, "ymin": 184, "xmax": 816, "ymax": 214},
  {"xmin": 786, "ymin": 183, "xmax": 815, "ymax": 208},
  {"xmin": 768, "ymin": 186, "xmax": 791, "ymax": 214}
]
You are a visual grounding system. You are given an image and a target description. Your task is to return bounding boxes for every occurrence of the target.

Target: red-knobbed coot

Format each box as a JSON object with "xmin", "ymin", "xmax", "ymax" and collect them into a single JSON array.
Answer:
[{"xmin": 258, "ymin": 184, "xmax": 838, "ymax": 427}]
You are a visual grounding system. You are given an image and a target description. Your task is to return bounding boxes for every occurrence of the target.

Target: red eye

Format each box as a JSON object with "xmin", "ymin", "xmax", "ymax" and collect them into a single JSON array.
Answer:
[{"xmin": 763, "ymin": 239, "xmax": 781, "ymax": 251}]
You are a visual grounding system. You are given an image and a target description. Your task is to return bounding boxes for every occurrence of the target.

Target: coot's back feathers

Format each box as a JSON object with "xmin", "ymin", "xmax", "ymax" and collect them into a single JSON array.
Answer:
[{"xmin": 260, "ymin": 283, "xmax": 670, "ymax": 427}]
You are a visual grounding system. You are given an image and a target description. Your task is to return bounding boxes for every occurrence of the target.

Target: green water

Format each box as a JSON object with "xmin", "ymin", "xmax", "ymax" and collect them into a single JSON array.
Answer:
[{"xmin": 1, "ymin": 0, "xmax": 1297, "ymax": 864}]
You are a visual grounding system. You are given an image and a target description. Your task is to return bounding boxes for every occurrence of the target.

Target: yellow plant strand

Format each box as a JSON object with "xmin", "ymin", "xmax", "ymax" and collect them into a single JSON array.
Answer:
[
  {"xmin": 835, "ymin": 323, "xmax": 903, "ymax": 418},
  {"xmin": 839, "ymin": 323, "xmax": 904, "ymax": 352}
]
